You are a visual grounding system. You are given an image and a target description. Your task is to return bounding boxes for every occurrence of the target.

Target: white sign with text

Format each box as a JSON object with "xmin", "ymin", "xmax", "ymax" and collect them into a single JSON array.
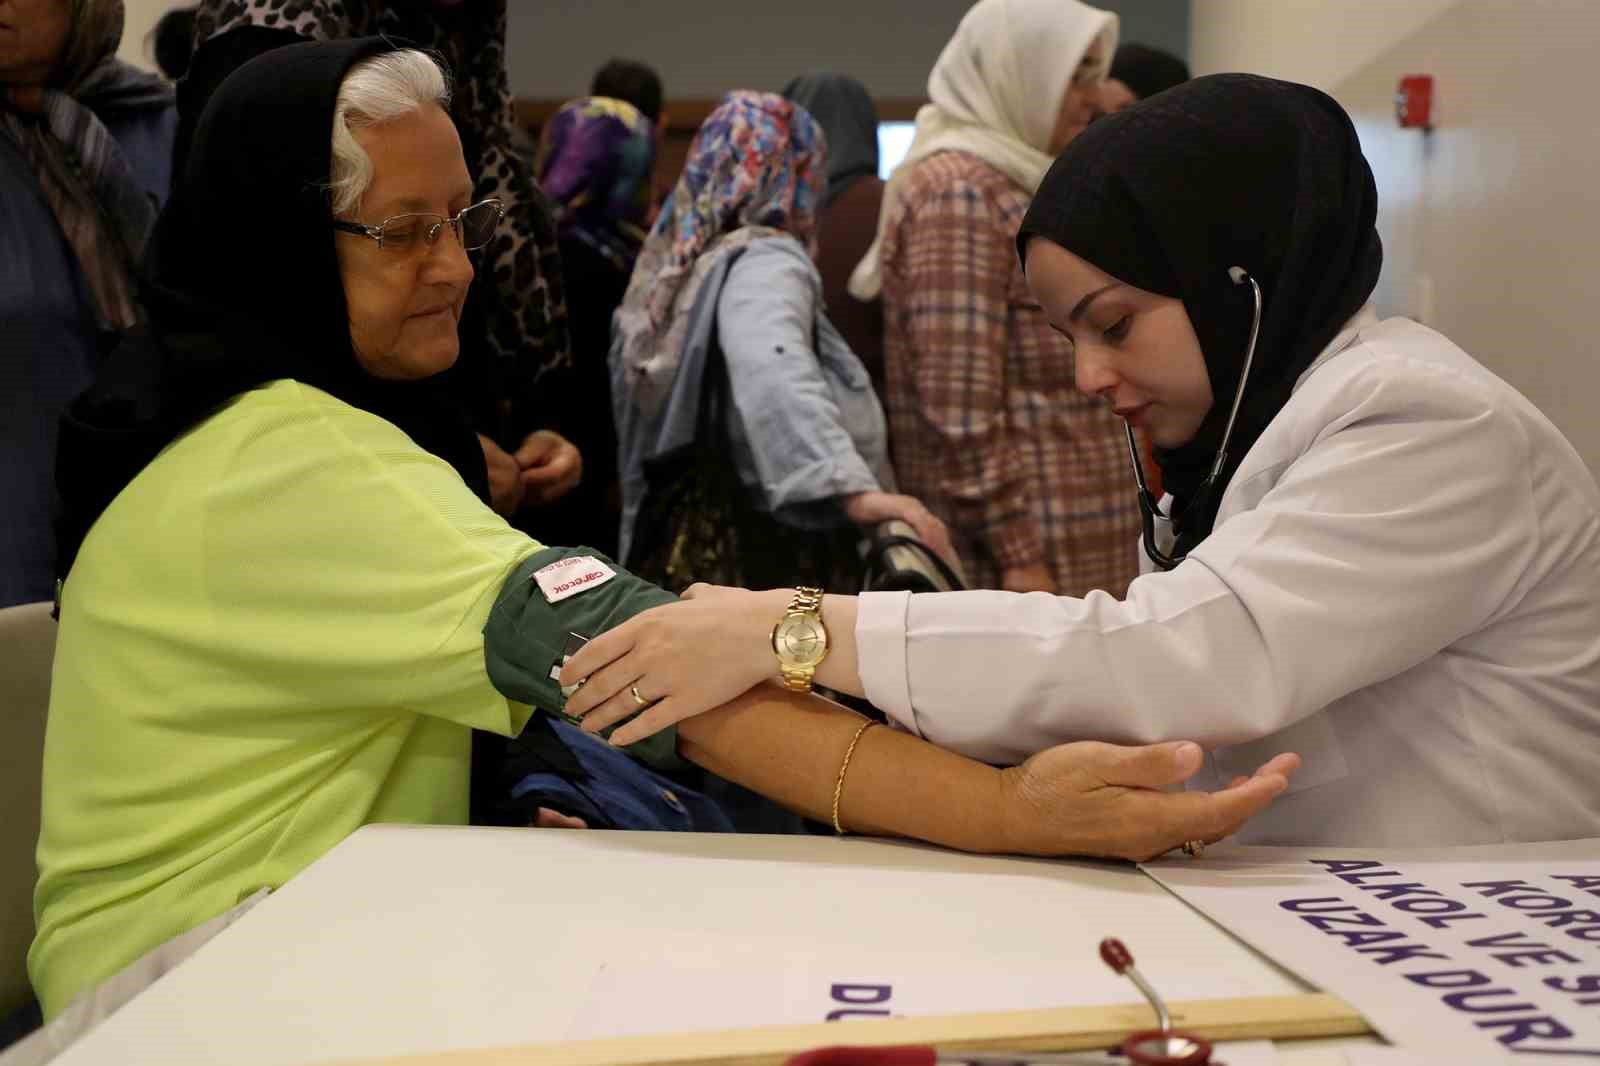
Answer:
[
  {"xmin": 1144, "ymin": 839, "xmax": 1600, "ymax": 1061},
  {"xmin": 563, "ymin": 942, "xmax": 1253, "ymax": 1041}
]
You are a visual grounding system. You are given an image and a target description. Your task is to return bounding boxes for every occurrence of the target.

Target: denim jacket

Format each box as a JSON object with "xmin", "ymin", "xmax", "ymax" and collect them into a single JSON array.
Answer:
[{"xmin": 612, "ymin": 235, "xmax": 891, "ymax": 562}]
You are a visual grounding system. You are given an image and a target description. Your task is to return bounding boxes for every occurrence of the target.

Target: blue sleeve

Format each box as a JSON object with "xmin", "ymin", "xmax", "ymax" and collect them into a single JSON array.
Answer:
[
  {"xmin": 103, "ymin": 102, "xmax": 178, "ymax": 206},
  {"xmin": 716, "ymin": 242, "xmax": 881, "ymax": 527},
  {"xmin": 0, "ymin": 136, "xmax": 100, "ymax": 605}
]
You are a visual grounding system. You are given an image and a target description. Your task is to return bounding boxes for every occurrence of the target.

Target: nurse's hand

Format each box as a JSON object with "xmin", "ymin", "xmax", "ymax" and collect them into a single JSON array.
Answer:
[
  {"xmin": 560, "ymin": 585, "xmax": 785, "ymax": 745},
  {"xmin": 1000, "ymin": 741, "xmax": 1299, "ymax": 861}
]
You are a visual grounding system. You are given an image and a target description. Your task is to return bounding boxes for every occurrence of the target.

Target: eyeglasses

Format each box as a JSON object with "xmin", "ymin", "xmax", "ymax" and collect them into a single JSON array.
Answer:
[{"xmin": 332, "ymin": 198, "xmax": 504, "ymax": 254}]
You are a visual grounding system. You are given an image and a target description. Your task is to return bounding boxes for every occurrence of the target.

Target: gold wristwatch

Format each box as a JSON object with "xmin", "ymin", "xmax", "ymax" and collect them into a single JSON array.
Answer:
[{"xmin": 771, "ymin": 586, "xmax": 829, "ymax": 693}]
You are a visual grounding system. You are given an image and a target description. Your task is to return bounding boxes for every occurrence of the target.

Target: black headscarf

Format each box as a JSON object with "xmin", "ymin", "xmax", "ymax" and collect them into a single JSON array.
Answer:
[
  {"xmin": 781, "ymin": 72, "xmax": 879, "ymax": 207},
  {"xmin": 186, "ymin": 0, "xmax": 573, "ymax": 448},
  {"xmin": 1018, "ymin": 73, "xmax": 1381, "ymax": 560},
  {"xmin": 56, "ymin": 37, "xmax": 490, "ymax": 580},
  {"xmin": 1107, "ymin": 43, "xmax": 1190, "ymax": 101}
]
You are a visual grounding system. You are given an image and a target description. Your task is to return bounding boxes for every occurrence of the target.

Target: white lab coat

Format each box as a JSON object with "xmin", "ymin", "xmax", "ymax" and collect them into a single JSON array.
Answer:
[{"xmin": 856, "ymin": 308, "xmax": 1600, "ymax": 846}]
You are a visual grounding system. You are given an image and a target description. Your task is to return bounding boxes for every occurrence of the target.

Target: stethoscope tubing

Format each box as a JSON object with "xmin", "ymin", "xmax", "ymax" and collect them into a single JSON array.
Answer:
[{"xmin": 1129, "ymin": 267, "xmax": 1263, "ymax": 571}]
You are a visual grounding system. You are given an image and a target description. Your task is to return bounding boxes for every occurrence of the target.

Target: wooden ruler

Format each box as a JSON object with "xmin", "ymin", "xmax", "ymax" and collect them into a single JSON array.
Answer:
[{"xmin": 343, "ymin": 993, "xmax": 1370, "ymax": 1066}]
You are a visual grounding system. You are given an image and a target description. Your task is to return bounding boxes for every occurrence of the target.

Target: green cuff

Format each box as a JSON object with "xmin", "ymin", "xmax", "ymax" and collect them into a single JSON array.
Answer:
[{"xmin": 483, "ymin": 546, "xmax": 683, "ymax": 772}]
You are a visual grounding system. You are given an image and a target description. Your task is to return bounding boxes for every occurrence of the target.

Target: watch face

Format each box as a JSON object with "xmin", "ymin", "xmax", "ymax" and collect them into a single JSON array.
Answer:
[{"xmin": 774, "ymin": 615, "xmax": 828, "ymax": 667}]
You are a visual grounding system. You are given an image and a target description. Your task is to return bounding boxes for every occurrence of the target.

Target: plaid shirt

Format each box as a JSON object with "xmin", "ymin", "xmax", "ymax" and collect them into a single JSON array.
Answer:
[{"xmin": 880, "ymin": 151, "xmax": 1140, "ymax": 596}]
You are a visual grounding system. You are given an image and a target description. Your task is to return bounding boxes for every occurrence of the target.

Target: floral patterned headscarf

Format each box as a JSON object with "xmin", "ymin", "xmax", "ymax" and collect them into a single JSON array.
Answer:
[{"xmin": 612, "ymin": 90, "xmax": 826, "ymax": 414}]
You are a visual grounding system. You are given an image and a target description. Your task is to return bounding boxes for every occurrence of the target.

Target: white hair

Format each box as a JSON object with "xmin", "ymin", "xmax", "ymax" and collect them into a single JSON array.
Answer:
[{"xmin": 329, "ymin": 49, "xmax": 452, "ymax": 216}]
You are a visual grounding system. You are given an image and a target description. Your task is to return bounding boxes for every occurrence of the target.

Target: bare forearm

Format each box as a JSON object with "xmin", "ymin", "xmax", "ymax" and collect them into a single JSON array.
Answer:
[
  {"xmin": 676, "ymin": 685, "xmax": 1007, "ymax": 854},
  {"xmin": 815, "ymin": 592, "xmax": 864, "ymax": 697},
  {"xmin": 569, "ymin": 589, "xmax": 1298, "ymax": 861},
  {"xmin": 728, "ymin": 588, "xmax": 866, "ymax": 698}
]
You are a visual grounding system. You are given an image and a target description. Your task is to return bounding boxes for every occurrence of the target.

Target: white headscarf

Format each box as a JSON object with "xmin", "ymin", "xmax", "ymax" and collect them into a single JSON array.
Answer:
[{"xmin": 848, "ymin": 0, "xmax": 1117, "ymax": 299}]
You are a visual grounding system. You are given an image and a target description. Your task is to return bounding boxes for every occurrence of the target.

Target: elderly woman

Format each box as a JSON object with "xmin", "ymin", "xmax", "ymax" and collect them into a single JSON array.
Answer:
[
  {"xmin": 1, "ymin": 0, "xmax": 174, "ymax": 607},
  {"xmin": 31, "ymin": 41, "xmax": 1296, "ymax": 1022},
  {"xmin": 185, "ymin": 0, "xmax": 584, "ymax": 528}
]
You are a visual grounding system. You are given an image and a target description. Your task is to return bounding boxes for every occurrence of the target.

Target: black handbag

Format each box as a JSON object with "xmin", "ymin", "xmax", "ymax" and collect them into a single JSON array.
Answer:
[
  {"xmin": 861, "ymin": 519, "xmax": 967, "ymax": 593},
  {"xmin": 625, "ymin": 324, "xmax": 858, "ymax": 594}
]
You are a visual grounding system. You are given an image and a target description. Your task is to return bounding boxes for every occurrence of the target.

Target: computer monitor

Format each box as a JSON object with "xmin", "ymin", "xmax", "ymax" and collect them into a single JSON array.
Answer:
[{"xmin": 877, "ymin": 121, "xmax": 916, "ymax": 180}]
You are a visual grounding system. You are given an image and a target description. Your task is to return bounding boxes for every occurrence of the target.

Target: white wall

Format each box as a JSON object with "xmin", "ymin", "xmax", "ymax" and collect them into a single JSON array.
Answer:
[
  {"xmin": 505, "ymin": 0, "xmax": 1190, "ymax": 99},
  {"xmin": 117, "ymin": 1, "xmax": 1192, "ymax": 95},
  {"xmin": 1189, "ymin": 0, "xmax": 1457, "ymax": 91},
  {"xmin": 1189, "ymin": 0, "xmax": 1600, "ymax": 475},
  {"xmin": 117, "ymin": 0, "xmax": 175, "ymax": 71}
]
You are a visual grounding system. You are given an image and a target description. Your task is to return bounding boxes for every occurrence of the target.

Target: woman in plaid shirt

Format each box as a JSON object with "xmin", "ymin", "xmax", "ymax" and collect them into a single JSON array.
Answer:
[{"xmin": 850, "ymin": 0, "xmax": 1141, "ymax": 597}]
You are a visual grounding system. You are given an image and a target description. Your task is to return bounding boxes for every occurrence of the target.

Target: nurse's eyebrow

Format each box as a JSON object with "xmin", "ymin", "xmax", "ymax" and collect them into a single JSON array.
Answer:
[{"xmin": 1069, "ymin": 283, "xmax": 1121, "ymax": 323}]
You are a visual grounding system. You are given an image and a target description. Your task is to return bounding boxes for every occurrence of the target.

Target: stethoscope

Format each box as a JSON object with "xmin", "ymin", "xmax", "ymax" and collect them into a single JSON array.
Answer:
[{"xmin": 1126, "ymin": 266, "xmax": 1263, "ymax": 572}]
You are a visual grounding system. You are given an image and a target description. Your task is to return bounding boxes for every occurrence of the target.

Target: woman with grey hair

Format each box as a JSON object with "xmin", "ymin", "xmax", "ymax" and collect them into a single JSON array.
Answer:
[
  {"xmin": 184, "ymin": 0, "xmax": 583, "ymax": 525},
  {"xmin": 32, "ymin": 38, "xmax": 1296, "ymax": 1027}
]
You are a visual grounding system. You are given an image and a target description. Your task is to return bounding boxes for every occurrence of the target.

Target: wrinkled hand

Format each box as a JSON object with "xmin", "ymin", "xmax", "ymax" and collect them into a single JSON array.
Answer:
[
  {"xmin": 1001, "ymin": 563, "xmax": 1057, "ymax": 595},
  {"xmin": 479, "ymin": 434, "xmax": 525, "ymax": 518},
  {"xmin": 843, "ymin": 491, "xmax": 958, "ymax": 570},
  {"xmin": 515, "ymin": 430, "xmax": 583, "ymax": 506},
  {"xmin": 560, "ymin": 584, "xmax": 787, "ymax": 746},
  {"xmin": 1000, "ymin": 741, "xmax": 1299, "ymax": 860}
]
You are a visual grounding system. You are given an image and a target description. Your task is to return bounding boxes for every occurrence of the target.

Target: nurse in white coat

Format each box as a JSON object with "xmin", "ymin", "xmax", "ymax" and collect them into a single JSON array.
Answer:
[{"xmin": 562, "ymin": 74, "xmax": 1600, "ymax": 848}]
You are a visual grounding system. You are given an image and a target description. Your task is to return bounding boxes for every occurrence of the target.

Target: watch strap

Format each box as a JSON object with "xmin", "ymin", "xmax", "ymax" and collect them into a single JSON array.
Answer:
[
  {"xmin": 786, "ymin": 586, "xmax": 824, "ymax": 617},
  {"xmin": 774, "ymin": 586, "xmax": 827, "ymax": 693}
]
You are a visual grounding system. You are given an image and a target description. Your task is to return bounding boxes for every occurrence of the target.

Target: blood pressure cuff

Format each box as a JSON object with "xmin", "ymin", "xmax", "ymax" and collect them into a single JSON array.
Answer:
[{"xmin": 483, "ymin": 545, "xmax": 682, "ymax": 773}]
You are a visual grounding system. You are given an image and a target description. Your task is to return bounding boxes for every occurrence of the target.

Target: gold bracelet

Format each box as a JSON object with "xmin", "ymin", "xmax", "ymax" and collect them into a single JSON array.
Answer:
[{"xmin": 831, "ymin": 719, "xmax": 878, "ymax": 836}]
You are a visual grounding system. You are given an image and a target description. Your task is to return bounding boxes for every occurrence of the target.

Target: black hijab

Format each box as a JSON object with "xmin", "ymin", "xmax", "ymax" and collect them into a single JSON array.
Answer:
[
  {"xmin": 1018, "ymin": 73, "xmax": 1382, "ymax": 560},
  {"xmin": 56, "ymin": 37, "xmax": 489, "ymax": 580},
  {"xmin": 781, "ymin": 72, "xmax": 880, "ymax": 207},
  {"xmin": 1107, "ymin": 43, "xmax": 1190, "ymax": 101}
]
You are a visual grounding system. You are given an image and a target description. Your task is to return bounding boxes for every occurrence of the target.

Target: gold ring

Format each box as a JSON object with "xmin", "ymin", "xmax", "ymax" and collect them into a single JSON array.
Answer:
[
  {"xmin": 1181, "ymin": 839, "xmax": 1206, "ymax": 858},
  {"xmin": 630, "ymin": 684, "xmax": 649, "ymax": 708}
]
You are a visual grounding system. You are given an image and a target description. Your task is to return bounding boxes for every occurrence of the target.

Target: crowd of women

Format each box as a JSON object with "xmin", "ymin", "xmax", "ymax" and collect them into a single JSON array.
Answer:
[{"xmin": 4, "ymin": 0, "xmax": 1597, "ymax": 1050}]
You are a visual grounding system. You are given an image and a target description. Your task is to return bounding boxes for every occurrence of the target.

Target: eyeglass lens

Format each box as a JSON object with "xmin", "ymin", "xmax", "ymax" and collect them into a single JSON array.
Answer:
[{"xmin": 379, "ymin": 201, "xmax": 500, "ymax": 252}]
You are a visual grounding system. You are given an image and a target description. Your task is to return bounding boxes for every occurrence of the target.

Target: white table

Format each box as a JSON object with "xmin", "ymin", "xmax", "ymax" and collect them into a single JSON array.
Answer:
[{"xmin": 50, "ymin": 826, "xmax": 1374, "ymax": 1066}]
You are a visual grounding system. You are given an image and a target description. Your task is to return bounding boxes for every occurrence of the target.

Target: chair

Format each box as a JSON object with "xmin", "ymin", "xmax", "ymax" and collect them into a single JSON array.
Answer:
[{"xmin": 0, "ymin": 603, "xmax": 55, "ymax": 1016}]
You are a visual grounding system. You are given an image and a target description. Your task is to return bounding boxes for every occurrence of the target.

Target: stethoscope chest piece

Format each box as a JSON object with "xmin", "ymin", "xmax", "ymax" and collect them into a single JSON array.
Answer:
[
  {"xmin": 1102, "ymin": 936, "xmax": 1222, "ymax": 1066},
  {"xmin": 1120, "ymin": 1029, "xmax": 1215, "ymax": 1065}
]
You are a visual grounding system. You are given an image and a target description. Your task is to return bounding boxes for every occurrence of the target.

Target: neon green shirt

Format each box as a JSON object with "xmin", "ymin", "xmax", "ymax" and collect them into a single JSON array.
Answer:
[{"xmin": 30, "ymin": 380, "xmax": 540, "ymax": 1017}]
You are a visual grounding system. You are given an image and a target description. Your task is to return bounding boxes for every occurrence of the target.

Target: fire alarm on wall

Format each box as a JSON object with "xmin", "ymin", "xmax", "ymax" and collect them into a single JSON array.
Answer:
[{"xmin": 1395, "ymin": 74, "xmax": 1434, "ymax": 129}]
